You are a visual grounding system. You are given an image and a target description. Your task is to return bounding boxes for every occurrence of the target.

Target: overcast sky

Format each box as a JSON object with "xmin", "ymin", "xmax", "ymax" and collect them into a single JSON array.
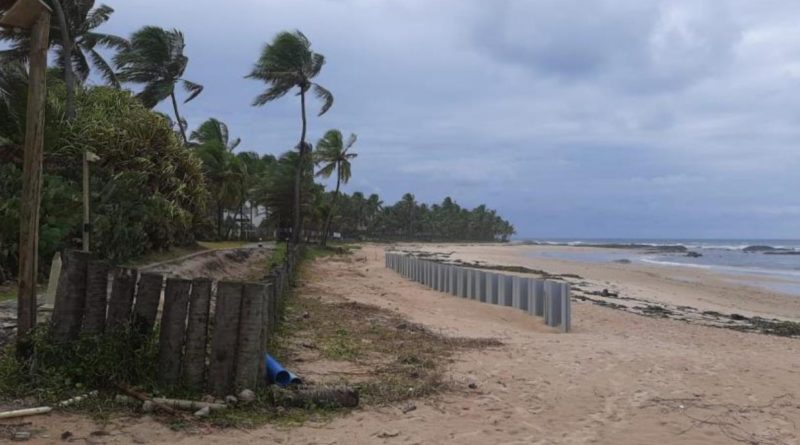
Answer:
[{"xmin": 67, "ymin": 1, "xmax": 800, "ymax": 238}]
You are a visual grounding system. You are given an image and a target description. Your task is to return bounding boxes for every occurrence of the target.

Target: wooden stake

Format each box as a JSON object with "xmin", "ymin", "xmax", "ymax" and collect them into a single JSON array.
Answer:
[{"xmin": 16, "ymin": 10, "xmax": 50, "ymax": 346}]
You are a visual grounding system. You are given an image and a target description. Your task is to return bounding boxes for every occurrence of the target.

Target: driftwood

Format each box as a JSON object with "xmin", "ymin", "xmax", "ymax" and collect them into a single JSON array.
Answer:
[
  {"xmin": 115, "ymin": 384, "xmax": 180, "ymax": 416},
  {"xmin": 152, "ymin": 398, "xmax": 227, "ymax": 411},
  {"xmin": 274, "ymin": 386, "xmax": 359, "ymax": 409}
]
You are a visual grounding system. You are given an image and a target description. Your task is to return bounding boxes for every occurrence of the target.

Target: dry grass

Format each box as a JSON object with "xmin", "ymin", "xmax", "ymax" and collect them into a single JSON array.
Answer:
[{"xmin": 274, "ymin": 294, "xmax": 502, "ymax": 406}]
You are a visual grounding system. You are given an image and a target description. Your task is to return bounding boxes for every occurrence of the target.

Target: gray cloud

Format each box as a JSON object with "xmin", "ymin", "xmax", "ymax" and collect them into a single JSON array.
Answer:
[{"xmin": 7, "ymin": 0, "xmax": 800, "ymax": 238}]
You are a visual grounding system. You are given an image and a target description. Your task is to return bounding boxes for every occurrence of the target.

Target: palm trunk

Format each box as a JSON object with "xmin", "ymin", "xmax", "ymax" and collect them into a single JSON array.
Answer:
[
  {"xmin": 320, "ymin": 169, "xmax": 341, "ymax": 247},
  {"xmin": 51, "ymin": 0, "xmax": 75, "ymax": 121},
  {"xmin": 292, "ymin": 87, "xmax": 307, "ymax": 245},
  {"xmin": 170, "ymin": 91, "xmax": 188, "ymax": 145},
  {"xmin": 217, "ymin": 201, "xmax": 223, "ymax": 240}
]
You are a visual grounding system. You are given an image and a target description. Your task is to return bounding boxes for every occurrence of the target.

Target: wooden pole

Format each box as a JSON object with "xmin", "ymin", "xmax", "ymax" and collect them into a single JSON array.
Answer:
[
  {"xmin": 82, "ymin": 151, "xmax": 90, "ymax": 252},
  {"xmin": 16, "ymin": 10, "xmax": 51, "ymax": 346}
]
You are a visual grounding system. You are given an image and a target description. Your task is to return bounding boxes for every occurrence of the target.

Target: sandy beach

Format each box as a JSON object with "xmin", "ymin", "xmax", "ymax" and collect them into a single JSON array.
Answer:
[
  {"xmin": 404, "ymin": 243, "xmax": 800, "ymax": 324},
  {"xmin": 14, "ymin": 242, "xmax": 799, "ymax": 444}
]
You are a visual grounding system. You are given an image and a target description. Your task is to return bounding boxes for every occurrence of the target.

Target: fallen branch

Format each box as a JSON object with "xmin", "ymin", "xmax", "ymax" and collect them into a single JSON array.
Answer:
[
  {"xmin": 115, "ymin": 383, "xmax": 180, "ymax": 416},
  {"xmin": 274, "ymin": 386, "xmax": 359, "ymax": 408}
]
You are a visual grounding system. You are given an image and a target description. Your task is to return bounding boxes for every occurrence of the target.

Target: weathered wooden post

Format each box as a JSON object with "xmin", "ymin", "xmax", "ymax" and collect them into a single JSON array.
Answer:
[
  {"xmin": 157, "ymin": 278, "xmax": 191, "ymax": 387},
  {"xmin": 132, "ymin": 273, "xmax": 164, "ymax": 336},
  {"xmin": 235, "ymin": 283, "xmax": 267, "ymax": 390},
  {"xmin": 106, "ymin": 268, "xmax": 137, "ymax": 330},
  {"xmin": 1, "ymin": 0, "xmax": 53, "ymax": 347},
  {"xmin": 208, "ymin": 281, "xmax": 243, "ymax": 396},
  {"xmin": 51, "ymin": 250, "xmax": 89, "ymax": 342},
  {"xmin": 81, "ymin": 260, "xmax": 110, "ymax": 334},
  {"xmin": 183, "ymin": 278, "xmax": 212, "ymax": 390}
]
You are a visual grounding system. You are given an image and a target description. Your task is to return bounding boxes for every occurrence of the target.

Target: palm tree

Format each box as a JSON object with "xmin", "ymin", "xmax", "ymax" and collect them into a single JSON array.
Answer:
[
  {"xmin": 0, "ymin": 0, "xmax": 127, "ymax": 120},
  {"xmin": 115, "ymin": 26, "xmax": 203, "ymax": 144},
  {"xmin": 190, "ymin": 118, "xmax": 240, "ymax": 152},
  {"xmin": 247, "ymin": 30, "xmax": 333, "ymax": 244},
  {"xmin": 314, "ymin": 130, "xmax": 357, "ymax": 246},
  {"xmin": 191, "ymin": 118, "xmax": 243, "ymax": 238}
]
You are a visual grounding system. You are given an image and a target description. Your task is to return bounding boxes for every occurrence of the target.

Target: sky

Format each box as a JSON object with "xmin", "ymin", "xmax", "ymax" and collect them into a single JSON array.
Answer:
[{"xmin": 28, "ymin": 0, "xmax": 800, "ymax": 238}]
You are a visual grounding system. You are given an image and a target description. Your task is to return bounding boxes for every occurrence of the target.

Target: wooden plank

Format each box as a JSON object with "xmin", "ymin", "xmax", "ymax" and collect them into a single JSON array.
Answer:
[
  {"xmin": 132, "ymin": 273, "xmax": 163, "ymax": 336},
  {"xmin": 207, "ymin": 281, "xmax": 243, "ymax": 396},
  {"xmin": 15, "ymin": 11, "xmax": 49, "ymax": 346},
  {"xmin": 235, "ymin": 283, "xmax": 267, "ymax": 390},
  {"xmin": 51, "ymin": 250, "xmax": 89, "ymax": 342},
  {"xmin": 183, "ymin": 278, "xmax": 212, "ymax": 390},
  {"xmin": 106, "ymin": 268, "xmax": 137, "ymax": 330},
  {"xmin": 157, "ymin": 278, "xmax": 191, "ymax": 387},
  {"xmin": 81, "ymin": 260, "xmax": 109, "ymax": 335}
]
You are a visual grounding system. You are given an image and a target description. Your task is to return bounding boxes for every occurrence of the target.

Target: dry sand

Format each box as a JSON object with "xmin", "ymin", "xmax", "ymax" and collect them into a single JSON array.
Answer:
[{"xmin": 6, "ymin": 243, "xmax": 800, "ymax": 444}]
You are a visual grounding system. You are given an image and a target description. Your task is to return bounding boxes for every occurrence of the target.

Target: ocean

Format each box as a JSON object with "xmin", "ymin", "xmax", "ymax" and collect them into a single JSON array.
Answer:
[{"xmin": 519, "ymin": 239, "xmax": 800, "ymax": 296}]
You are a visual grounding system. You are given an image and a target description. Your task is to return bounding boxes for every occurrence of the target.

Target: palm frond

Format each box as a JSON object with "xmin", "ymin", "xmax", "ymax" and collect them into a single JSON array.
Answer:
[
  {"xmin": 87, "ymin": 48, "xmax": 120, "ymax": 87},
  {"xmin": 72, "ymin": 47, "xmax": 91, "ymax": 82},
  {"xmin": 315, "ymin": 162, "xmax": 336, "ymax": 178},
  {"xmin": 312, "ymin": 83, "xmax": 333, "ymax": 116},
  {"xmin": 85, "ymin": 4, "xmax": 114, "ymax": 30},
  {"xmin": 182, "ymin": 79, "xmax": 203, "ymax": 103},
  {"xmin": 136, "ymin": 80, "xmax": 173, "ymax": 108}
]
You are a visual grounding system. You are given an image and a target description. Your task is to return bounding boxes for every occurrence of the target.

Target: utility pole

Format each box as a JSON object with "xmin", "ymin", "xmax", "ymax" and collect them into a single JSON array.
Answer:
[{"xmin": 0, "ymin": 0, "xmax": 53, "ymax": 347}]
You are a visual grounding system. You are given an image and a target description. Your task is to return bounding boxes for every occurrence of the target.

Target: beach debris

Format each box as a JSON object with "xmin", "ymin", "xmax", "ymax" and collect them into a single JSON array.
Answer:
[
  {"xmin": 12, "ymin": 431, "xmax": 31, "ymax": 441},
  {"xmin": 225, "ymin": 395, "xmax": 238, "ymax": 405},
  {"xmin": 401, "ymin": 402, "xmax": 416, "ymax": 414},
  {"xmin": 0, "ymin": 407, "xmax": 53, "ymax": 420},
  {"xmin": 58, "ymin": 391, "xmax": 99, "ymax": 407},
  {"xmin": 238, "ymin": 389, "xmax": 256, "ymax": 403},
  {"xmin": 193, "ymin": 406, "xmax": 210, "ymax": 418},
  {"xmin": 468, "ymin": 383, "xmax": 478, "ymax": 389},
  {"xmin": 274, "ymin": 385, "xmax": 359, "ymax": 408},
  {"xmin": 115, "ymin": 383, "xmax": 180, "ymax": 416},
  {"xmin": 116, "ymin": 395, "xmax": 228, "ymax": 412},
  {"xmin": 376, "ymin": 430, "xmax": 400, "ymax": 438}
]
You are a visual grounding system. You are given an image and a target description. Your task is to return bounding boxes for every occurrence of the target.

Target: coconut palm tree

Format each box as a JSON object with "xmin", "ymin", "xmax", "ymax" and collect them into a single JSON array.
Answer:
[
  {"xmin": 0, "ymin": 0, "xmax": 127, "ymax": 120},
  {"xmin": 190, "ymin": 118, "xmax": 240, "ymax": 152},
  {"xmin": 314, "ymin": 130, "xmax": 357, "ymax": 246},
  {"xmin": 115, "ymin": 26, "xmax": 203, "ymax": 144},
  {"xmin": 191, "ymin": 118, "xmax": 243, "ymax": 238},
  {"xmin": 247, "ymin": 30, "xmax": 333, "ymax": 244}
]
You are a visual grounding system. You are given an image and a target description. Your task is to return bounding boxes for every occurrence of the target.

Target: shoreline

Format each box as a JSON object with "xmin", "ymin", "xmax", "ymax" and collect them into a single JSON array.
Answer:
[{"xmin": 391, "ymin": 243, "xmax": 800, "ymax": 337}]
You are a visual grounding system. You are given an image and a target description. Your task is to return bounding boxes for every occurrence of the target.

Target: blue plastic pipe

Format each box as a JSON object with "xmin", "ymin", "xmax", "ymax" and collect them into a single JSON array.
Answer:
[{"xmin": 265, "ymin": 354, "xmax": 302, "ymax": 387}]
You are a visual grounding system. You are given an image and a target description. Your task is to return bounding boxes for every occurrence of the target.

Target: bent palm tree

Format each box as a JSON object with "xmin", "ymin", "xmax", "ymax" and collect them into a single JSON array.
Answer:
[
  {"xmin": 315, "ymin": 130, "xmax": 357, "ymax": 247},
  {"xmin": 190, "ymin": 118, "xmax": 241, "ymax": 152},
  {"xmin": 247, "ymin": 30, "xmax": 333, "ymax": 244},
  {"xmin": 115, "ymin": 26, "xmax": 203, "ymax": 144},
  {"xmin": 0, "ymin": 0, "xmax": 127, "ymax": 119}
]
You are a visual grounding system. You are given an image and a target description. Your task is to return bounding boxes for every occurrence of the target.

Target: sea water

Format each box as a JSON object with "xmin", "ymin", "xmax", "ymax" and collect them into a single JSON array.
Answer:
[{"xmin": 521, "ymin": 239, "xmax": 800, "ymax": 296}]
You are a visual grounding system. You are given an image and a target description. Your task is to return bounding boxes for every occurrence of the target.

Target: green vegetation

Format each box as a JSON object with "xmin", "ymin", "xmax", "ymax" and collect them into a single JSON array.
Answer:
[
  {"xmin": 0, "ymin": 287, "xmax": 14, "ymax": 302},
  {"xmin": 248, "ymin": 30, "xmax": 334, "ymax": 244},
  {"xmin": 0, "ymin": 325, "xmax": 159, "ymax": 403},
  {"xmin": 0, "ymin": 72, "xmax": 207, "ymax": 278},
  {"xmin": 277, "ymin": 288, "xmax": 501, "ymax": 407},
  {"xmin": 321, "ymin": 193, "xmax": 515, "ymax": 242},
  {"xmin": 115, "ymin": 26, "xmax": 204, "ymax": 144},
  {"xmin": 314, "ymin": 129, "xmax": 358, "ymax": 247}
]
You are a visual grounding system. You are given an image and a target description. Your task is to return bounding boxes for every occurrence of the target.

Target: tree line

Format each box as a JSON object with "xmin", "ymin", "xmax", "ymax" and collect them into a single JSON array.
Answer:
[{"xmin": 0, "ymin": 0, "xmax": 514, "ymax": 281}]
